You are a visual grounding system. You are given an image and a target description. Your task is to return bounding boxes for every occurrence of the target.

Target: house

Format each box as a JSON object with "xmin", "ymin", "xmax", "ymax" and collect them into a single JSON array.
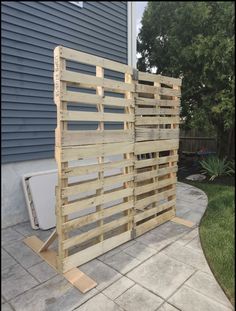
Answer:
[{"xmin": 1, "ymin": 1, "xmax": 136, "ymax": 228}]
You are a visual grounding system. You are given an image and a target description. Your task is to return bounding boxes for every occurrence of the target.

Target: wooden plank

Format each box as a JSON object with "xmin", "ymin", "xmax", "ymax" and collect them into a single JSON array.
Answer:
[
  {"xmin": 62, "ymin": 187, "xmax": 133, "ymax": 215},
  {"xmin": 171, "ymin": 217, "xmax": 195, "ymax": 228},
  {"xmin": 24, "ymin": 236, "xmax": 97, "ymax": 293},
  {"xmin": 62, "ymin": 172, "xmax": 134, "ymax": 197},
  {"xmin": 63, "ymin": 159, "xmax": 133, "ymax": 177},
  {"xmin": 138, "ymin": 71, "xmax": 182, "ymax": 87},
  {"xmin": 54, "ymin": 46, "xmax": 69, "ymax": 271},
  {"xmin": 135, "ymin": 116, "xmax": 180, "ymax": 126},
  {"xmin": 63, "ymin": 215, "xmax": 131, "ymax": 250},
  {"xmin": 135, "ymin": 166, "xmax": 178, "ymax": 182},
  {"xmin": 135, "ymin": 139, "xmax": 179, "ymax": 154},
  {"xmin": 62, "ymin": 91, "xmax": 134, "ymax": 108},
  {"xmin": 60, "ymin": 141, "xmax": 133, "ymax": 161},
  {"xmin": 60, "ymin": 46, "xmax": 133, "ymax": 74},
  {"xmin": 136, "ymin": 128, "xmax": 179, "ymax": 141},
  {"xmin": 24, "ymin": 236, "xmax": 58, "ymax": 269},
  {"xmin": 136, "ymin": 85, "xmax": 180, "ymax": 96},
  {"xmin": 136, "ymin": 98, "xmax": 180, "ymax": 107},
  {"xmin": 63, "ymin": 201, "xmax": 133, "ymax": 232},
  {"xmin": 63, "ymin": 231, "xmax": 131, "ymax": 272},
  {"xmin": 134, "ymin": 199, "xmax": 176, "ymax": 222},
  {"xmin": 135, "ymin": 155, "xmax": 178, "ymax": 169},
  {"xmin": 61, "ymin": 111, "xmax": 134, "ymax": 122},
  {"xmin": 136, "ymin": 84, "xmax": 181, "ymax": 97},
  {"xmin": 135, "ymin": 209, "xmax": 175, "ymax": 237},
  {"xmin": 135, "ymin": 189, "xmax": 176, "ymax": 210},
  {"xmin": 96, "ymin": 65, "xmax": 104, "ymax": 243},
  {"xmin": 60, "ymin": 130, "xmax": 133, "ymax": 146},
  {"xmin": 60, "ymin": 70, "xmax": 134, "ymax": 93},
  {"xmin": 135, "ymin": 108, "xmax": 179, "ymax": 116},
  {"xmin": 63, "ymin": 268, "xmax": 97, "ymax": 294},
  {"xmin": 135, "ymin": 181, "xmax": 176, "ymax": 196},
  {"xmin": 38, "ymin": 230, "xmax": 57, "ymax": 252}
]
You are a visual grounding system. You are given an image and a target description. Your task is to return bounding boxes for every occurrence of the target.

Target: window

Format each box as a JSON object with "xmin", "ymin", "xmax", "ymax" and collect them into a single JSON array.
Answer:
[{"xmin": 70, "ymin": 1, "xmax": 83, "ymax": 8}]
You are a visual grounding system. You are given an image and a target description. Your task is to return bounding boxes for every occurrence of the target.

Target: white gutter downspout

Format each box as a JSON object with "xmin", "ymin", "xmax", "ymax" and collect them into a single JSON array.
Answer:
[{"xmin": 128, "ymin": 2, "xmax": 137, "ymax": 68}]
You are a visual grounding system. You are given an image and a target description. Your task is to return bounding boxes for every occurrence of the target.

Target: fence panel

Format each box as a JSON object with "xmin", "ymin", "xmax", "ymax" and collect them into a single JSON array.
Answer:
[
  {"xmin": 54, "ymin": 46, "xmax": 181, "ymax": 272},
  {"xmin": 54, "ymin": 46, "xmax": 135, "ymax": 272},
  {"xmin": 134, "ymin": 72, "xmax": 181, "ymax": 236}
]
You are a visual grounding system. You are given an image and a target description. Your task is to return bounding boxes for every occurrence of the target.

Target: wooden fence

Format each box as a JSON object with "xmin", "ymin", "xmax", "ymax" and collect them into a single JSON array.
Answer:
[
  {"xmin": 179, "ymin": 128, "xmax": 217, "ymax": 154},
  {"xmin": 54, "ymin": 46, "xmax": 181, "ymax": 273}
]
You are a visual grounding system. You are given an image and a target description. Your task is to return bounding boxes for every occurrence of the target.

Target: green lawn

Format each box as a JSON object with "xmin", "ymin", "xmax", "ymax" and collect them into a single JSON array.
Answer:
[{"xmin": 185, "ymin": 181, "xmax": 235, "ymax": 305}]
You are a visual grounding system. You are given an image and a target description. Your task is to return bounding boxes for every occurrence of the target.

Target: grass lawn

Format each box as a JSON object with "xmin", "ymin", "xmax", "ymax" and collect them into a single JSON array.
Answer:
[{"xmin": 185, "ymin": 181, "xmax": 235, "ymax": 305}]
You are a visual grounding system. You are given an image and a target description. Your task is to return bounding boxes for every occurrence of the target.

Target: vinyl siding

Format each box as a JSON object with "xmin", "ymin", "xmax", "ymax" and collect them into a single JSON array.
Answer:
[{"xmin": 1, "ymin": 1, "xmax": 128, "ymax": 163}]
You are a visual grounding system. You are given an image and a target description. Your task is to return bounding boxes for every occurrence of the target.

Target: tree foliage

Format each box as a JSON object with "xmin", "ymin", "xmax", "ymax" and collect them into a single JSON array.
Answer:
[{"xmin": 137, "ymin": 2, "xmax": 235, "ymax": 157}]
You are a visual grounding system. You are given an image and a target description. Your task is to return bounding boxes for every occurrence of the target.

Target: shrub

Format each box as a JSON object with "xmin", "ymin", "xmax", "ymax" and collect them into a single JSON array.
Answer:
[{"xmin": 200, "ymin": 157, "xmax": 233, "ymax": 181}]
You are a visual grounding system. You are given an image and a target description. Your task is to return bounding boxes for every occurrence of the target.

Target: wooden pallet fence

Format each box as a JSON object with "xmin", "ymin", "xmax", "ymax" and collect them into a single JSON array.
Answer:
[
  {"xmin": 53, "ymin": 46, "xmax": 181, "ymax": 273},
  {"xmin": 54, "ymin": 46, "xmax": 135, "ymax": 273},
  {"xmin": 134, "ymin": 71, "xmax": 181, "ymax": 236}
]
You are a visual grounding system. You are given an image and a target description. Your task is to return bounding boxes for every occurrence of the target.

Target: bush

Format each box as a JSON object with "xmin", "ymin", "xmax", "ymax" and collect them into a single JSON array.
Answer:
[{"xmin": 200, "ymin": 157, "xmax": 233, "ymax": 181}]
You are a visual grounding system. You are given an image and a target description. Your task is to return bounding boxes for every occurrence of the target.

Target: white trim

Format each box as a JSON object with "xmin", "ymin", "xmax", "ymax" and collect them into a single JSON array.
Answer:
[
  {"xmin": 70, "ymin": 1, "xmax": 83, "ymax": 8},
  {"xmin": 128, "ymin": 2, "xmax": 136, "ymax": 68}
]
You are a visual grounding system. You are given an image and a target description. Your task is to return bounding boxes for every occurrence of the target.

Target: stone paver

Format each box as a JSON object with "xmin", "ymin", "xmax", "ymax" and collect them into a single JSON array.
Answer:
[
  {"xmin": 163, "ymin": 241, "xmax": 211, "ymax": 274},
  {"xmin": 74, "ymin": 293, "xmax": 122, "ymax": 311},
  {"xmin": 103, "ymin": 276, "xmax": 135, "ymax": 300},
  {"xmin": 10, "ymin": 274, "xmax": 98, "ymax": 311},
  {"xmin": 28, "ymin": 261, "xmax": 58, "ymax": 283},
  {"xmin": 115, "ymin": 284, "xmax": 163, "ymax": 311},
  {"xmin": 1, "ymin": 228, "xmax": 24, "ymax": 246},
  {"xmin": 2, "ymin": 264, "xmax": 38, "ymax": 300},
  {"xmin": 1, "ymin": 182, "xmax": 233, "ymax": 311},
  {"xmin": 1, "ymin": 249, "xmax": 17, "ymax": 271},
  {"xmin": 127, "ymin": 252, "xmax": 195, "ymax": 299},
  {"xmin": 169, "ymin": 285, "xmax": 233, "ymax": 311},
  {"xmin": 185, "ymin": 271, "xmax": 233, "ymax": 308},
  {"xmin": 1, "ymin": 303, "xmax": 14, "ymax": 311},
  {"xmin": 12, "ymin": 221, "xmax": 54, "ymax": 240},
  {"xmin": 4, "ymin": 240, "xmax": 42, "ymax": 269},
  {"xmin": 101, "ymin": 251, "xmax": 140, "ymax": 274},
  {"xmin": 185, "ymin": 235, "xmax": 202, "ymax": 251},
  {"xmin": 123, "ymin": 241, "xmax": 157, "ymax": 261},
  {"xmin": 157, "ymin": 303, "xmax": 179, "ymax": 311},
  {"xmin": 80, "ymin": 259, "xmax": 122, "ymax": 291}
]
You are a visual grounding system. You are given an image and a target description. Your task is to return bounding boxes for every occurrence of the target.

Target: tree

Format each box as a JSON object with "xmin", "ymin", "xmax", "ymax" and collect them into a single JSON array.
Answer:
[{"xmin": 137, "ymin": 1, "xmax": 235, "ymax": 158}]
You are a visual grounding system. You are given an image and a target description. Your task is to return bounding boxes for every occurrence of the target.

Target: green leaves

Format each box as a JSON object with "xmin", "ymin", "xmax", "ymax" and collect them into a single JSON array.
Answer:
[
  {"xmin": 137, "ymin": 2, "xmax": 235, "ymax": 155},
  {"xmin": 199, "ymin": 157, "xmax": 234, "ymax": 181}
]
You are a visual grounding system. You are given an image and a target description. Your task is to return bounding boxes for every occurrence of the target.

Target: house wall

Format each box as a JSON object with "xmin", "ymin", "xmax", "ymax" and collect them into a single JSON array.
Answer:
[{"xmin": 1, "ymin": 1, "xmax": 132, "ymax": 228}]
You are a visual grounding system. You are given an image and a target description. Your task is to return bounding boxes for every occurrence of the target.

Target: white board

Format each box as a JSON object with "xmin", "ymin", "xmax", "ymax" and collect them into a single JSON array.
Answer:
[{"xmin": 28, "ymin": 171, "xmax": 57, "ymax": 230}]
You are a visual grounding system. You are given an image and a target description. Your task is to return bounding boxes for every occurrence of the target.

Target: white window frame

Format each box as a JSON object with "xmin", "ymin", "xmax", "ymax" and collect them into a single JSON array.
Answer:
[
  {"xmin": 70, "ymin": 1, "xmax": 83, "ymax": 8},
  {"xmin": 128, "ymin": 2, "xmax": 136, "ymax": 68}
]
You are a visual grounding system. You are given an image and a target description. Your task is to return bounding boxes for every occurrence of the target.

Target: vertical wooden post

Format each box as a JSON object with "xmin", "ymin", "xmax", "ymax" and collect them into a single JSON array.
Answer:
[
  {"xmin": 124, "ymin": 72, "xmax": 134, "ymax": 233},
  {"xmin": 54, "ymin": 46, "xmax": 68, "ymax": 272},
  {"xmin": 168, "ymin": 84, "xmax": 180, "ymax": 214},
  {"xmin": 154, "ymin": 81, "xmax": 160, "ymax": 215},
  {"xmin": 96, "ymin": 66, "xmax": 104, "ymax": 242}
]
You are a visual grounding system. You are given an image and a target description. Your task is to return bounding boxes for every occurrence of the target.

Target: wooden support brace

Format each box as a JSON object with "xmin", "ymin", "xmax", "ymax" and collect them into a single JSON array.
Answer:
[
  {"xmin": 171, "ymin": 217, "xmax": 195, "ymax": 228},
  {"xmin": 24, "ymin": 236, "xmax": 97, "ymax": 293},
  {"xmin": 38, "ymin": 229, "xmax": 57, "ymax": 252}
]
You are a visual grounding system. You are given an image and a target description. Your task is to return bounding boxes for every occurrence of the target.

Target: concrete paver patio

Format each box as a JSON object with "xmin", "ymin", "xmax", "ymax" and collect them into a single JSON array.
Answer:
[{"xmin": 1, "ymin": 182, "xmax": 234, "ymax": 311}]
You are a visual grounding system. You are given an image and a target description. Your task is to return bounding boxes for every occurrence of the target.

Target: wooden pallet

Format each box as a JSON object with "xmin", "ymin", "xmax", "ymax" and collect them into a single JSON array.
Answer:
[
  {"xmin": 134, "ymin": 71, "xmax": 181, "ymax": 236},
  {"xmin": 25, "ymin": 46, "xmax": 182, "ymax": 292}
]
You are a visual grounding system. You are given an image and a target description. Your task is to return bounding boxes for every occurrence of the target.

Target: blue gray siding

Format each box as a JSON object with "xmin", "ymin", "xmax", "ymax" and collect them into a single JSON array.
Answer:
[{"xmin": 1, "ymin": 1, "xmax": 128, "ymax": 163}]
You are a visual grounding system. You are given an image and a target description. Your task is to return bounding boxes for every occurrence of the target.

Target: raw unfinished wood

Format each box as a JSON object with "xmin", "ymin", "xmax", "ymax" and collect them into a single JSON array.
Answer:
[
  {"xmin": 53, "ymin": 46, "xmax": 181, "ymax": 275},
  {"xmin": 171, "ymin": 217, "xmax": 195, "ymax": 228},
  {"xmin": 38, "ymin": 229, "xmax": 57, "ymax": 252},
  {"xmin": 23, "ymin": 236, "xmax": 97, "ymax": 293}
]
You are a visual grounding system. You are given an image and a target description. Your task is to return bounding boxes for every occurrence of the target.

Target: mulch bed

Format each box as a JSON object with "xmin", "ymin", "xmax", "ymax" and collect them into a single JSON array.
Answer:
[{"xmin": 177, "ymin": 157, "xmax": 235, "ymax": 187}]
